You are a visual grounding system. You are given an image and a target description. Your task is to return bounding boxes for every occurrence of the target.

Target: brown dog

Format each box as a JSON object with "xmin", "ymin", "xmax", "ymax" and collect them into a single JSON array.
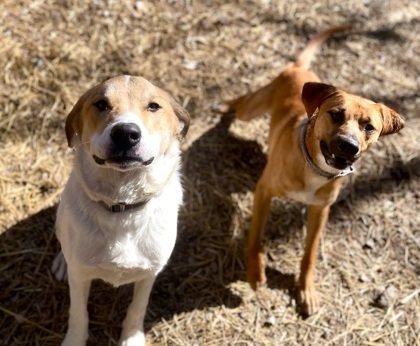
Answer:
[{"xmin": 214, "ymin": 26, "xmax": 404, "ymax": 315}]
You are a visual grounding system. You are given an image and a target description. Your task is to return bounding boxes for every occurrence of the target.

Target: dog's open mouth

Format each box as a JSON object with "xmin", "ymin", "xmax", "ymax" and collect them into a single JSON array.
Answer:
[
  {"xmin": 93, "ymin": 155, "xmax": 154, "ymax": 168},
  {"xmin": 320, "ymin": 141, "xmax": 354, "ymax": 170}
]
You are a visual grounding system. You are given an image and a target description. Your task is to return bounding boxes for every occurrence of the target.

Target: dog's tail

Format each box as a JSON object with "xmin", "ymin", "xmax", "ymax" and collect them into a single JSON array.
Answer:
[
  {"xmin": 294, "ymin": 24, "xmax": 351, "ymax": 70},
  {"xmin": 212, "ymin": 25, "xmax": 351, "ymax": 120}
]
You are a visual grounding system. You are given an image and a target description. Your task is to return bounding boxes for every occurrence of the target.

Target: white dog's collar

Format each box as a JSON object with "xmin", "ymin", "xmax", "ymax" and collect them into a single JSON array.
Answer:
[
  {"xmin": 98, "ymin": 199, "xmax": 149, "ymax": 213},
  {"xmin": 300, "ymin": 115, "xmax": 354, "ymax": 180},
  {"xmin": 79, "ymin": 177, "xmax": 151, "ymax": 213}
]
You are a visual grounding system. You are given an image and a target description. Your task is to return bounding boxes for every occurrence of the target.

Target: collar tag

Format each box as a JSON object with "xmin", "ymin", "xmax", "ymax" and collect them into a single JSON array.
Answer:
[
  {"xmin": 98, "ymin": 200, "xmax": 149, "ymax": 213},
  {"xmin": 111, "ymin": 203, "xmax": 126, "ymax": 212},
  {"xmin": 335, "ymin": 165, "xmax": 354, "ymax": 178}
]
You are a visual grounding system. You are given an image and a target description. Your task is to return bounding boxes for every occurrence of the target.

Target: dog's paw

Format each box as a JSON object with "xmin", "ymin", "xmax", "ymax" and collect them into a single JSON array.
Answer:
[
  {"xmin": 52, "ymin": 251, "xmax": 68, "ymax": 282},
  {"xmin": 62, "ymin": 336, "xmax": 86, "ymax": 346},
  {"xmin": 61, "ymin": 329, "xmax": 88, "ymax": 346},
  {"xmin": 118, "ymin": 331, "xmax": 145, "ymax": 346},
  {"xmin": 298, "ymin": 286, "xmax": 320, "ymax": 316},
  {"xmin": 247, "ymin": 269, "xmax": 267, "ymax": 291},
  {"xmin": 247, "ymin": 253, "xmax": 267, "ymax": 291}
]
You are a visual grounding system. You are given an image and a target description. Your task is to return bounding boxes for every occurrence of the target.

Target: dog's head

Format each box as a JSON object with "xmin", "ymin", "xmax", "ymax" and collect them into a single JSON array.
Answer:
[
  {"xmin": 302, "ymin": 82, "xmax": 404, "ymax": 171},
  {"xmin": 65, "ymin": 75, "xmax": 190, "ymax": 171}
]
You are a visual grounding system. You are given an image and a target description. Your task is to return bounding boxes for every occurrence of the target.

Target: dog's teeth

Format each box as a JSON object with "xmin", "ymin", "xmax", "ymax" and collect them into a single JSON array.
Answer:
[{"xmin": 332, "ymin": 154, "xmax": 336, "ymax": 159}]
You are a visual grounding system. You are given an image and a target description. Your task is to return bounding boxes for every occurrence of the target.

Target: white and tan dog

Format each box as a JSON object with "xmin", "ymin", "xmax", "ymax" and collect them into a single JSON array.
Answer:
[{"xmin": 52, "ymin": 75, "xmax": 189, "ymax": 346}]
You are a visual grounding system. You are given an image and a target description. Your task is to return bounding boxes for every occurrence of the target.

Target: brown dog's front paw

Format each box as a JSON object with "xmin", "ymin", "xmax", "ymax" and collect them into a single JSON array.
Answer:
[
  {"xmin": 298, "ymin": 285, "xmax": 320, "ymax": 316},
  {"xmin": 247, "ymin": 252, "xmax": 267, "ymax": 291}
]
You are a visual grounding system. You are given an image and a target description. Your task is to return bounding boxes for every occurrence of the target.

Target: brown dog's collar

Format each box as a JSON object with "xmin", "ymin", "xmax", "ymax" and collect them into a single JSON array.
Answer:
[
  {"xmin": 98, "ymin": 199, "xmax": 150, "ymax": 212},
  {"xmin": 300, "ymin": 116, "xmax": 354, "ymax": 180}
]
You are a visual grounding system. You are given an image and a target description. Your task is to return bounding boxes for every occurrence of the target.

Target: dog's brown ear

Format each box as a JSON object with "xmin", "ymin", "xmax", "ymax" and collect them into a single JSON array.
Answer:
[
  {"xmin": 379, "ymin": 104, "xmax": 404, "ymax": 135},
  {"xmin": 302, "ymin": 82, "xmax": 339, "ymax": 117},
  {"xmin": 170, "ymin": 98, "xmax": 190, "ymax": 138},
  {"xmin": 65, "ymin": 98, "xmax": 84, "ymax": 148}
]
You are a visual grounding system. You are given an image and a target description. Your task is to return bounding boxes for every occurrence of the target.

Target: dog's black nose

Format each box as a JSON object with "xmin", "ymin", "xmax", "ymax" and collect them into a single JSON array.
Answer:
[
  {"xmin": 336, "ymin": 137, "xmax": 360, "ymax": 157},
  {"xmin": 111, "ymin": 123, "xmax": 141, "ymax": 150}
]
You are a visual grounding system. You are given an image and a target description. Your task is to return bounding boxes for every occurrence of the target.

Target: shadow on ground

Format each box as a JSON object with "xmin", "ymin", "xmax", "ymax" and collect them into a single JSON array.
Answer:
[{"xmin": 1, "ymin": 113, "xmax": 417, "ymax": 343}]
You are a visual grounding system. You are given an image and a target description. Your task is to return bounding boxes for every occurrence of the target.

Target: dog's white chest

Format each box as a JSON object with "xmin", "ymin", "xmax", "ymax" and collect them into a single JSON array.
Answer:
[
  {"xmin": 284, "ymin": 175, "xmax": 328, "ymax": 205},
  {"xmin": 94, "ymin": 230, "xmax": 170, "ymax": 285},
  {"xmin": 286, "ymin": 188, "xmax": 321, "ymax": 205},
  {"xmin": 56, "ymin": 171, "xmax": 181, "ymax": 286},
  {"xmin": 109, "ymin": 232, "xmax": 155, "ymax": 269},
  {"xmin": 111, "ymin": 233, "xmax": 148, "ymax": 267},
  {"xmin": 85, "ymin": 209, "xmax": 177, "ymax": 285}
]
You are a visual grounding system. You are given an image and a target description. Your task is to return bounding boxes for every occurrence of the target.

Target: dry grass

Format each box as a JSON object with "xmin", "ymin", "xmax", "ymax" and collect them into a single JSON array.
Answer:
[{"xmin": 1, "ymin": 0, "xmax": 419, "ymax": 345}]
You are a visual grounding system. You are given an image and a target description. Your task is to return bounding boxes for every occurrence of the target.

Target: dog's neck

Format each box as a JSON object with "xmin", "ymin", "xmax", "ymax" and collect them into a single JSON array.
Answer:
[{"xmin": 301, "ymin": 115, "xmax": 354, "ymax": 180}]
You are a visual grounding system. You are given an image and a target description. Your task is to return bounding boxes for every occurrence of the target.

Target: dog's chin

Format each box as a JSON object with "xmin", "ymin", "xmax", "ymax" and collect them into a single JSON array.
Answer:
[{"xmin": 93, "ymin": 155, "xmax": 154, "ymax": 171}]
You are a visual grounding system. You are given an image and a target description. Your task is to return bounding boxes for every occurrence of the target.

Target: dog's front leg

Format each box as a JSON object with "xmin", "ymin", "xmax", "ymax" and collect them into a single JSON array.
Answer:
[
  {"xmin": 62, "ymin": 271, "xmax": 91, "ymax": 346},
  {"xmin": 298, "ymin": 204, "xmax": 330, "ymax": 315},
  {"xmin": 119, "ymin": 276, "xmax": 156, "ymax": 346},
  {"xmin": 247, "ymin": 177, "xmax": 273, "ymax": 290}
]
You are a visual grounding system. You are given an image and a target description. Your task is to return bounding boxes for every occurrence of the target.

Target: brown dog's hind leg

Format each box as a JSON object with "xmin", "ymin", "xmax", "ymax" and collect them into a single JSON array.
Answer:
[
  {"xmin": 247, "ymin": 176, "xmax": 273, "ymax": 290},
  {"xmin": 212, "ymin": 81, "xmax": 276, "ymax": 122},
  {"xmin": 298, "ymin": 204, "xmax": 330, "ymax": 315}
]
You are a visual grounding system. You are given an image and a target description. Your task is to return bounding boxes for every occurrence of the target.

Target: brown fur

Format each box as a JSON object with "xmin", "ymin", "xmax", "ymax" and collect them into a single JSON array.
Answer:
[{"xmin": 214, "ymin": 26, "xmax": 404, "ymax": 315}]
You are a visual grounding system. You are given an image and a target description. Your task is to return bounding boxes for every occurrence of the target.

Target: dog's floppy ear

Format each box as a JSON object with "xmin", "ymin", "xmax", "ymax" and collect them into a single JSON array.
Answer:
[
  {"xmin": 170, "ymin": 98, "xmax": 190, "ymax": 138},
  {"xmin": 302, "ymin": 82, "xmax": 339, "ymax": 117},
  {"xmin": 378, "ymin": 103, "xmax": 404, "ymax": 136},
  {"xmin": 65, "ymin": 96, "xmax": 85, "ymax": 148}
]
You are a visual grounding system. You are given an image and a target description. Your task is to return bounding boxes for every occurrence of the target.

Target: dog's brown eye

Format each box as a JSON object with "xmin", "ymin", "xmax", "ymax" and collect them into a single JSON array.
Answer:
[
  {"xmin": 147, "ymin": 102, "xmax": 161, "ymax": 112},
  {"xmin": 94, "ymin": 100, "xmax": 110, "ymax": 111},
  {"xmin": 365, "ymin": 124, "xmax": 375, "ymax": 133},
  {"xmin": 328, "ymin": 109, "xmax": 345, "ymax": 123}
]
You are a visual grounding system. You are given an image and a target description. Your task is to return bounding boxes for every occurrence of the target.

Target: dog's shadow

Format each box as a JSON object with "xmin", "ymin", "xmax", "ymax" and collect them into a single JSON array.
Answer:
[
  {"xmin": 2, "ymin": 114, "xmax": 418, "ymax": 343},
  {"xmin": 147, "ymin": 113, "xmax": 268, "ymax": 323}
]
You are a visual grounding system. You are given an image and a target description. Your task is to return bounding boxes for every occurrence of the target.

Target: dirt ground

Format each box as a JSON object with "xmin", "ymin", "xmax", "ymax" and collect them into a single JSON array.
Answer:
[{"xmin": 0, "ymin": 1, "xmax": 419, "ymax": 345}]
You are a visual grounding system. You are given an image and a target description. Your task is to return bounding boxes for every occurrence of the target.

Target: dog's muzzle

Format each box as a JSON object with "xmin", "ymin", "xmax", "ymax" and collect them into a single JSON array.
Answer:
[
  {"xmin": 321, "ymin": 136, "xmax": 360, "ymax": 170},
  {"xmin": 92, "ymin": 122, "xmax": 154, "ymax": 168}
]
